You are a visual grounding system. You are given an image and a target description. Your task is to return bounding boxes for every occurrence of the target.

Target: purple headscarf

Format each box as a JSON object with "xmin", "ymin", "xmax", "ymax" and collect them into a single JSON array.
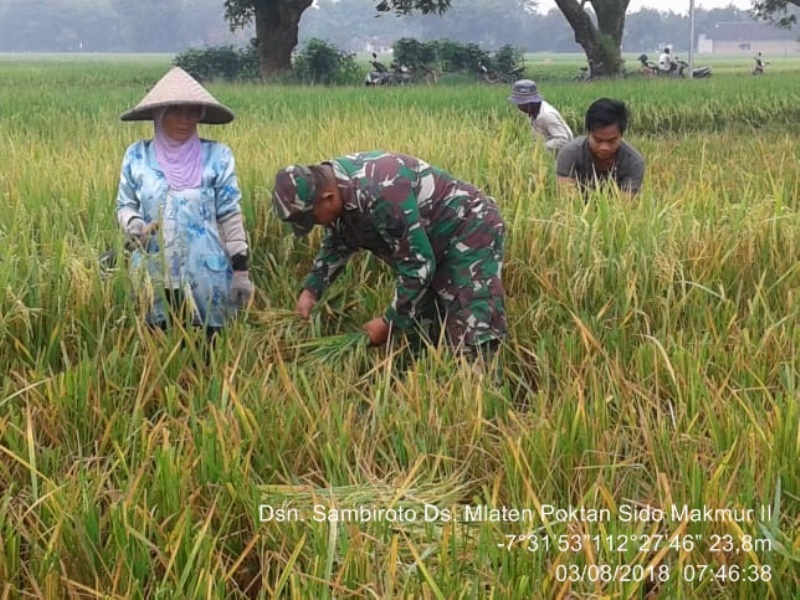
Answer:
[{"xmin": 153, "ymin": 107, "xmax": 204, "ymax": 190}]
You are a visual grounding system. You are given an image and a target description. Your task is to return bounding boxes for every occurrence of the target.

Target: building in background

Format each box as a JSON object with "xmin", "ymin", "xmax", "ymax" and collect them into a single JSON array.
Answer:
[{"xmin": 697, "ymin": 22, "xmax": 800, "ymax": 56}]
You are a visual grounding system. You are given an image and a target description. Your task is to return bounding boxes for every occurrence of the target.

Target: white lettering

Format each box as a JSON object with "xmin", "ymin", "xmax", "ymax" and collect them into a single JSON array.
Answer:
[
  {"xmin": 619, "ymin": 504, "xmax": 664, "ymax": 523},
  {"xmin": 259, "ymin": 505, "xmax": 300, "ymax": 522},
  {"xmin": 424, "ymin": 504, "xmax": 451, "ymax": 522},
  {"xmin": 671, "ymin": 505, "xmax": 754, "ymax": 522}
]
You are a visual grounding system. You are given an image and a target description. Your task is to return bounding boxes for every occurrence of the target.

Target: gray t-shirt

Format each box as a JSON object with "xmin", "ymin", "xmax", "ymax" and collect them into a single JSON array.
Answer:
[{"xmin": 556, "ymin": 136, "xmax": 645, "ymax": 195}]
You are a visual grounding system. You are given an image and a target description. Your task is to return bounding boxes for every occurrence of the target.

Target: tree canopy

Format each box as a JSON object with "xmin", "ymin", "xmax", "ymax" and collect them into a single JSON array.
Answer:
[
  {"xmin": 222, "ymin": 0, "xmax": 455, "ymax": 76},
  {"xmin": 0, "ymin": 0, "xmax": 790, "ymax": 62},
  {"xmin": 222, "ymin": 0, "xmax": 452, "ymax": 29},
  {"xmin": 753, "ymin": 0, "xmax": 800, "ymax": 26}
]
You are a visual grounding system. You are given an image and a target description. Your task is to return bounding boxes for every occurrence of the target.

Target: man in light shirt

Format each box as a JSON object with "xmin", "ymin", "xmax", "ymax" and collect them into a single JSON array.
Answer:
[
  {"xmin": 658, "ymin": 46, "xmax": 675, "ymax": 74},
  {"xmin": 507, "ymin": 79, "xmax": 573, "ymax": 154}
]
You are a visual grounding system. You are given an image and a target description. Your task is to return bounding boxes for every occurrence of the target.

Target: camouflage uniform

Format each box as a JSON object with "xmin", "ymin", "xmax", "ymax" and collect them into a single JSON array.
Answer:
[{"xmin": 272, "ymin": 151, "xmax": 507, "ymax": 351}]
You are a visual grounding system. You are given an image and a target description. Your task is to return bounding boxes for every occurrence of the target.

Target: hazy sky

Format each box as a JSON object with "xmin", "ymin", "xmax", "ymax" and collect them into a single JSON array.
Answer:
[{"xmin": 537, "ymin": 0, "xmax": 753, "ymax": 15}]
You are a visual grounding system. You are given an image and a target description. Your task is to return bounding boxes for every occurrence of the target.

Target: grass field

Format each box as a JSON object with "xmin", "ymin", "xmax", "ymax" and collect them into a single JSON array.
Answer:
[{"xmin": 0, "ymin": 56, "xmax": 799, "ymax": 598}]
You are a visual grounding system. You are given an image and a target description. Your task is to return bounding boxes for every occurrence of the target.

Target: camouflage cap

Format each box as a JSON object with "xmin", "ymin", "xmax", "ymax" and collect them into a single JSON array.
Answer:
[{"xmin": 272, "ymin": 165, "xmax": 317, "ymax": 237}]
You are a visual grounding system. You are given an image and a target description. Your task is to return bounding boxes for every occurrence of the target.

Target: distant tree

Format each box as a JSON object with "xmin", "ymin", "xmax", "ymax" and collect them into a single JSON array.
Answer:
[
  {"xmin": 300, "ymin": 0, "xmax": 422, "ymax": 51},
  {"xmin": 0, "ymin": 0, "xmax": 238, "ymax": 52},
  {"xmin": 0, "ymin": 0, "xmax": 120, "ymax": 52},
  {"xmin": 223, "ymin": 0, "xmax": 452, "ymax": 79},
  {"xmin": 623, "ymin": 7, "xmax": 755, "ymax": 54},
  {"xmin": 410, "ymin": 0, "xmax": 538, "ymax": 48},
  {"xmin": 554, "ymin": 0, "xmax": 630, "ymax": 76},
  {"xmin": 753, "ymin": 0, "xmax": 800, "ymax": 27},
  {"xmin": 621, "ymin": 8, "xmax": 664, "ymax": 52},
  {"xmin": 114, "ymin": 0, "xmax": 186, "ymax": 51},
  {"xmin": 528, "ymin": 9, "xmax": 584, "ymax": 52}
]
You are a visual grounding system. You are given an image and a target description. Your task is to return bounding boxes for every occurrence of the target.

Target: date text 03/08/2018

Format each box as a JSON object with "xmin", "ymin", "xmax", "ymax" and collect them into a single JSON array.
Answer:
[{"xmin": 554, "ymin": 564, "xmax": 772, "ymax": 584}]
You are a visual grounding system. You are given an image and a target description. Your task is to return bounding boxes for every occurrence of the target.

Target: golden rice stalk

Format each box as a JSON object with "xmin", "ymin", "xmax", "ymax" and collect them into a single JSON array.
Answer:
[
  {"xmin": 258, "ymin": 479, "xmax": 471, "ymax": 512},
  {"xmin": 248, "ymin": 308, "xmax": 305, "ymax": 329}
]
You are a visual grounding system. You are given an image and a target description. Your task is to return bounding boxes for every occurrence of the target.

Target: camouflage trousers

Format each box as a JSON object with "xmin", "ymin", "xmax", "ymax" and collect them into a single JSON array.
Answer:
[{"xmin": 406, "ymin": 195, "xmax": 507, "ymax": 355}]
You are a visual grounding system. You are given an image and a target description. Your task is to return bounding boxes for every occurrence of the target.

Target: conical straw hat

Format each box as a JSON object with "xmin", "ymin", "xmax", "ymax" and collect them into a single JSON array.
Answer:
[{"xmin": 120, "ymin": 67, "xmax": 235, "ymax": 124}]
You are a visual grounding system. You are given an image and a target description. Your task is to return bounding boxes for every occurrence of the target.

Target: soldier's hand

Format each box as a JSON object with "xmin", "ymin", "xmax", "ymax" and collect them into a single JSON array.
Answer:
[
  {"xmin": 363, "ymin": 317, "xmax": 390, "ymax": 346},
  {"xmin": 295, "ymin": 289, "xmax": 317, "ymax": 319}
]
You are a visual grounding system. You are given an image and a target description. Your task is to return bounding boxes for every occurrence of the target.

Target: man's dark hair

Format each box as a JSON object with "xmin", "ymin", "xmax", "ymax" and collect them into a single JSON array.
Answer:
[{"xmin": 585, "ymin": 98, "xmax": 629, "ymax": 134}]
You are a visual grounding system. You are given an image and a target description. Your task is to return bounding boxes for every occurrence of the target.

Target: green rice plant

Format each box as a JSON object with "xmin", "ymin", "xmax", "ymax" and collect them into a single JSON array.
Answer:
[{"xmin": 293, "ymin": 331, "xmax": 371, "ymax": 365}]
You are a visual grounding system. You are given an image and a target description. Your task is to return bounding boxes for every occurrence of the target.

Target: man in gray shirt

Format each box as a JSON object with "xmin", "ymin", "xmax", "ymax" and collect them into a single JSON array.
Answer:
[{"xmin": 556, "ymin": 98, "xmax": 645, "ymax": 197}]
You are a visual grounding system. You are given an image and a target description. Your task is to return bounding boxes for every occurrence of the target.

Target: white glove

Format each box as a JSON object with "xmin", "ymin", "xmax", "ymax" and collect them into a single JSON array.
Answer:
[
  {"xmin": 124, "ymin": 217, "xmax": 158, "ymax": 250},
  {"xmin": 231, "ymin": 271, "xmax": 254, "ymax": 309},
  {"xmin": 124, "ymin": 217, "xmax": 147, "ymax": 250}
]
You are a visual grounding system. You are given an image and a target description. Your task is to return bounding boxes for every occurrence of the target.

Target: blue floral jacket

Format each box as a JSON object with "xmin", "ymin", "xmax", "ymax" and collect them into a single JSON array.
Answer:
[{"xmin": 116, "ymin": 139, "xmax": 244, "ymax": 327}]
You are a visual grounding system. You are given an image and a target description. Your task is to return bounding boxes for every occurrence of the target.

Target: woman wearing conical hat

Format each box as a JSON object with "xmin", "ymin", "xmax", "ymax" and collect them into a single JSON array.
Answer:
[{"xmin": 116, "ymin": 67, "xmax": 254, "ymax": 339}]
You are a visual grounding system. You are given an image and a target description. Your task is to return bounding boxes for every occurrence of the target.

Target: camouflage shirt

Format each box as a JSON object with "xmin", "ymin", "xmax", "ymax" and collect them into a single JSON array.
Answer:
[{"xmin": 303, "ymin": 151, "xmax": 493, "ymax": 329}]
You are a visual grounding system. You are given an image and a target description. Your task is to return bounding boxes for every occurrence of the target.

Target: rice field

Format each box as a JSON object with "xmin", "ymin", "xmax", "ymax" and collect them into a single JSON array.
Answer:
[{"xmin": 0, "ymin": 57, "xmax": 799, "ymax": 598}]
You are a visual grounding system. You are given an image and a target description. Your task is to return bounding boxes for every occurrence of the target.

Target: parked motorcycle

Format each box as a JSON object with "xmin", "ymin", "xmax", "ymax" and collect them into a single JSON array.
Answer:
[
  {"xmin": 675, "ymin": 58, "xmax": 712, "ymax": 79},
  {"xmin": 478, "ymin": 61, "xmax": 525, "ymax": 84},
  {"xmin": 573, "ymin": 60, "xmax": 627, "ymax": 81},
  {"xmin": 640, "ymin": 53, "xmax": 711, "ymax": 79},
  {"xmin": 573, "ymin": 60, "xmax": 606, "ymax": 81},
  {"xmin": 364, "ymin": 52, "xmax": 413, "ymax": 86}
]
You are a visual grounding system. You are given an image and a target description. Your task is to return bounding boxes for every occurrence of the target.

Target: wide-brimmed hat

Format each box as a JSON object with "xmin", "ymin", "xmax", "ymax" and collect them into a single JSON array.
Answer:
[
  {"xmin": 120, "ymin": 67, "xmax": 235, "ymax": 124},
  {"xmin": 507, "ymin": 79, "xmax": 542, "ymax": 105}
]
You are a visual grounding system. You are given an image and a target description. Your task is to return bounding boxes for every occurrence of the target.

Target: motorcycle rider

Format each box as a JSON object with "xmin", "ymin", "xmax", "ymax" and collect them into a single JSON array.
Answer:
[
  {"xmin": 658, "ymin": 46, "xmax": 676, "ymax": 75},
  {"xmin": 637, "ymin": 54, "xmax": 658, "ymax": 77}
]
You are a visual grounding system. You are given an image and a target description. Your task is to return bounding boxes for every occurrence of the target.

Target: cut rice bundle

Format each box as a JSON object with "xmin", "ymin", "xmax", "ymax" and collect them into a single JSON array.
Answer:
[{"xmin": 293, "ymin": 331, "xmax": 371, "ymax": 364}]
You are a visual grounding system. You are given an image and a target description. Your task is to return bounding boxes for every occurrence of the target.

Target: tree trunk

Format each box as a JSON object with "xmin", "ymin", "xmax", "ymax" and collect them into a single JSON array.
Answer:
[
  {"xmin": 253, "ymin": 0, "xmax": 313, "ymax": 78},
  {"xmin": 554, "ymin": 0, "xmax": 630, "ymax": 76}
]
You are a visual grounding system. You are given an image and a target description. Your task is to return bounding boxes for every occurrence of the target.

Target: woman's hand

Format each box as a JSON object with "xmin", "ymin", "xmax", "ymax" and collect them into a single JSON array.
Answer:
[
  {"xmin": 231, "ymin": 271, "xmax": 254, "ymax": 308},
  {"xmin": 125, "ymin": 217, "xmax": 158, "ymax": 250}
]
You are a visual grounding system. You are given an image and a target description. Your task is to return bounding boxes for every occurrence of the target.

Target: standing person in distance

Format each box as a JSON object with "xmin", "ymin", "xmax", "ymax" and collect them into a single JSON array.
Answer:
[{"xmin": 752, "ymin": 52, "xmax": 768, "ymax": 75}]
